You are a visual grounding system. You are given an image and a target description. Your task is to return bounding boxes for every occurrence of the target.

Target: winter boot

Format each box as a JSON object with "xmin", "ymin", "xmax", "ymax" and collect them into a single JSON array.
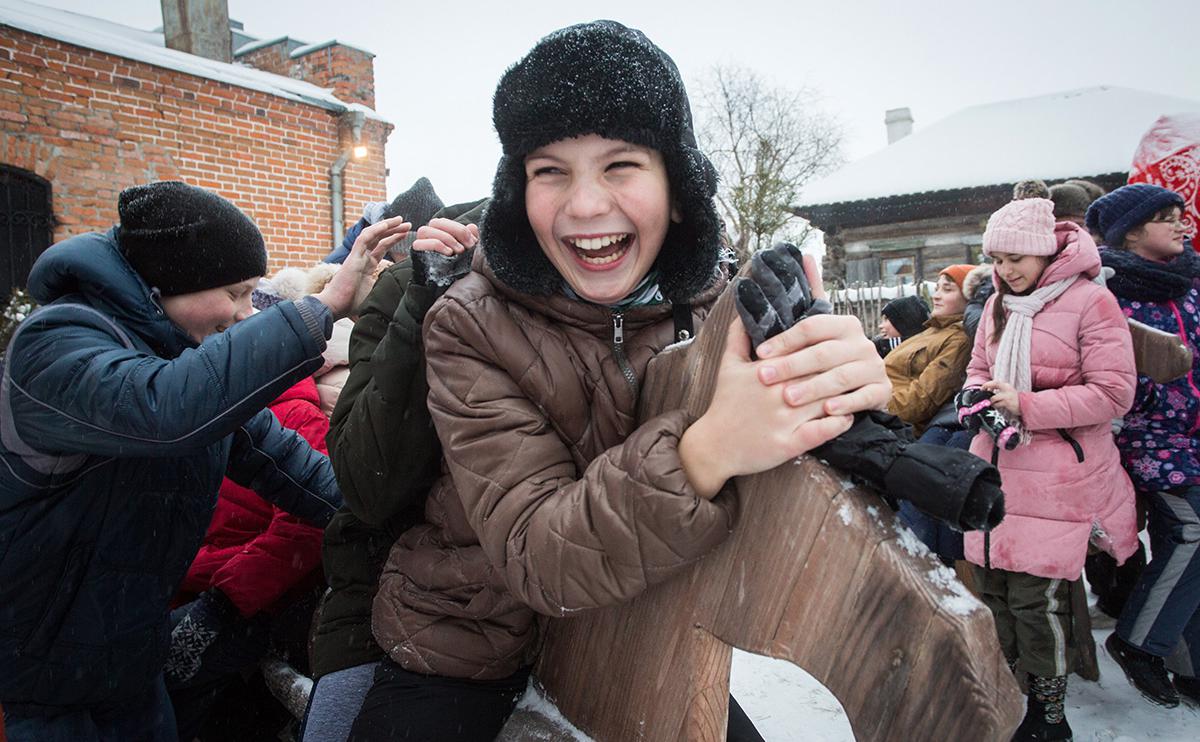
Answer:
[
  {"xmin": 1174, "ymin": 674, "xmax": 1200, "ymax": 707},
  {"xmin": 1012, "ymin": 675, "xmax": 1073, "ymax": 741},
  {"xmin": 1105, "ymin": 633, "xmax": 1179, "ymax": 707}
]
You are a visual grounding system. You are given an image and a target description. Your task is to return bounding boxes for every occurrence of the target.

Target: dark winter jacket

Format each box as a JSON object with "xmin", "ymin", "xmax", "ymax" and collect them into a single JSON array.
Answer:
[
  {"xmin": 0, "ymin": 229, "xmax": 340, "ymax": 712},
  {"xmin": 175, "ymin": 377, "xmax": 329, "ymax": 618},
  {"xmin": 371, "ymin": 253, "xmax": 736, "ymax": 680},
  {"xmin": 1101, "ymin": 247, "xmax": 1200, "ymax": 493},
  {"xmin": 313, "ymin": 198, "xmax": 487, "ymax": 679}
]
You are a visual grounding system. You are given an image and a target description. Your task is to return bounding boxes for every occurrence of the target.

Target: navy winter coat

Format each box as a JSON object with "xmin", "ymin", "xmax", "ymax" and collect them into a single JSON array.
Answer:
[{"xmin": 0, "ymin": 229, "xmax": 341, "ymax": 712}]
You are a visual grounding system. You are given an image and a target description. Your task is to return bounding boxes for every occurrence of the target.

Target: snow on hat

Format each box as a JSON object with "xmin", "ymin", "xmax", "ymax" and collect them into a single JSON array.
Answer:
[
  {"xmin": 1127, "ymin": 113, "xmax": 1200, "ymax": 241},
  {"xmin": 118, "ymin": 181, "xmax": 267, "ymax": 296},
  {"xmin": 481, "ymin": 20, "xmax": 721, "ymax": 302},
  {"xmin": 1085, "ymin": 184, "xmax": 1186, "ymax": 248},
  {"xmin": 1011, "ymin": 179, "xmax": 1050, "ymax": 201},
  {"xmin": 982, "ymin": 198, "xmax": 1058, "ymax": 257},
  {"xmin": 938, "ymin": 264, "xmax": 975, "ymax": 294},
  {"xmin": 1049, "ymin": 179, "xmax": 1104, "ymax": 220},
  {"xmin": 880, "ymin": 295, "xmax": 929, "ymax": 339}
]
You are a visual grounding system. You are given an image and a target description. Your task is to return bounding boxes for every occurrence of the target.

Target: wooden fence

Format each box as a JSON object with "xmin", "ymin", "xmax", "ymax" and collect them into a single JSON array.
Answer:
[{"xmin": 828, "ymin": 280, "xmax": 932, "ymax": 335}]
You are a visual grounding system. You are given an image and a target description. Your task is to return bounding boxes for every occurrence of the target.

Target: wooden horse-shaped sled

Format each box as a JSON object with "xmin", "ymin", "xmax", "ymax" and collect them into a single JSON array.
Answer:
[{"xmin": 499, "ymin": 278, "xmax": 1024, "ymax": 741}]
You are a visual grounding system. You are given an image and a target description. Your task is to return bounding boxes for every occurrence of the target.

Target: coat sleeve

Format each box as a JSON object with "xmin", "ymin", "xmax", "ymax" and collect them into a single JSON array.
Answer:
[
  {"xmin": 210, "ymin": 397, "xmax": 329, "ymax": 617},
  {"xmin": 1018, "ymin": 289, "xmax": 1137, "ymax": 430},
  {"xmin": 326, "ymin": 260, "xmax": 446, "ymax": 526},
  {"xmin": 7, "ymin": 298, "xmax": 327, "ymax": 457},
  {"xmin": 225, "ymin": 406, "xmax": 340, "ymax": 527},
  {"xmin": 888, "ymin": 330, "xmax": 971, "ymax": 426},
  {"xmin": 424, "ymin": 296, "xmax": 737, "ymax": 618}
]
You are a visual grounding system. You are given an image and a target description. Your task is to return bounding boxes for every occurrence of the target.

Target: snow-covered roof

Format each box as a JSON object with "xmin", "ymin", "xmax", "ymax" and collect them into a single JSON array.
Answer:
[
  {"xmin": 0, "ymin": 0, "xmax": 387, "ymax": 121},
  {"xmin": 799, "ymin": 86, "xmax": 1200, "ymax": 207}
]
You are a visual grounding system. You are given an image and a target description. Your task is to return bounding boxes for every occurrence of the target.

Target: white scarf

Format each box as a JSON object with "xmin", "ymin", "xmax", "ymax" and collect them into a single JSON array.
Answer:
[{"xmin": 993, "ymin": 275, "xmax": 1077, "ymax": 395}]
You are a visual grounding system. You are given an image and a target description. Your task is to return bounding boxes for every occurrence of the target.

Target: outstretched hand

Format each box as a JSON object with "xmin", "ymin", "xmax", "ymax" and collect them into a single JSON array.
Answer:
[{"xmin": 315, "ymin": 216, "xmax": 411, "ymax": 319}]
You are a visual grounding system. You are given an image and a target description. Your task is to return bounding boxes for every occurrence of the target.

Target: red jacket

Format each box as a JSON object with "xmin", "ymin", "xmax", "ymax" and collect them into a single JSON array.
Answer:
[{"xmin": 176, "ymin": 377, "xmax": 329, "ymax": 617}]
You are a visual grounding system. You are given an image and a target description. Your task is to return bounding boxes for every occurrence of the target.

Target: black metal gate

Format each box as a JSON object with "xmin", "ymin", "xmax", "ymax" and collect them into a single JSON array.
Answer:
[{"xmin": 1, "ymin": 166, "xmax": 54, "ymax": 297}]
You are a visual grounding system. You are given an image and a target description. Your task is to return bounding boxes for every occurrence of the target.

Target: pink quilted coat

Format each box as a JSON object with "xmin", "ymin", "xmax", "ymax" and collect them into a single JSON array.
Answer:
[{"xmin": 963, "ymin": 231, "xmax": 1138, "ymax": 580}]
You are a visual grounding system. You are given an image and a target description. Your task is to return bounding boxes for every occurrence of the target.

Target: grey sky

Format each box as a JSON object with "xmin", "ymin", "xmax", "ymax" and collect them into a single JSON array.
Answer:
[{"xmin": 30, "ymin": 0, "xmax": 1200, "ymax": 205}]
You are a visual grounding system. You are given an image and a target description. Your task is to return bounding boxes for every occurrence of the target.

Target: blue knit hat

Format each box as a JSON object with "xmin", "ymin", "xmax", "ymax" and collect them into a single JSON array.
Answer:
[{"xmin": 1085, "ymin": 184, "xmax": 1185, "ymax": 248}]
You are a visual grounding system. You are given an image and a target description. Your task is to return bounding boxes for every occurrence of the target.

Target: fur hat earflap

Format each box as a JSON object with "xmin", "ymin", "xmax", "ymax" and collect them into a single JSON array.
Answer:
[
  {"xmin": 962, "ymin": 264, "xmax": 993, "ymax": 301},
  {"xmin": 481, "ymin": 20, "xmax": 721, "ymax": 303},
  {"xmin": 305, "ymin": 263, "xmax": 340, "ymax": 296}
]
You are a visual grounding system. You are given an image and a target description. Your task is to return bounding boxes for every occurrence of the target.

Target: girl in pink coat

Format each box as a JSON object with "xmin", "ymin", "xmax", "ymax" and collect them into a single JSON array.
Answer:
[{"xmin": 962, "ymin": 197, "xmax": 1138, "ymax": 741}]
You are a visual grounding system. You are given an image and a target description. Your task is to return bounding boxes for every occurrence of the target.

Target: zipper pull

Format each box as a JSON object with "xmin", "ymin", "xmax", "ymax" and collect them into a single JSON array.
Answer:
[{"xmin": 612, "ymin": 311, "xmax": 624, "ymax": 346}]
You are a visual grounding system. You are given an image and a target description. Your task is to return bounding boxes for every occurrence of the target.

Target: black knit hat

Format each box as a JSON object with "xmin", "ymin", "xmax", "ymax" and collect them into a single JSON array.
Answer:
[
  {"xmin": 384, "ymin": 177, "xmax": 445, "ymax": 255},
  {"xmin": 481, "ymin": 20, "xmax": 722, "ymax": 302},
  {"xmin": 880, "ymin": 295, "xmax": 929, "ymax": 339},
  {"xmin": 1085, "ymin": 183, "xmax": 1185, "ymax": 247},
  {"xmin": 117, "ymin": 181, "xmax": 267, "ymax": 296}
]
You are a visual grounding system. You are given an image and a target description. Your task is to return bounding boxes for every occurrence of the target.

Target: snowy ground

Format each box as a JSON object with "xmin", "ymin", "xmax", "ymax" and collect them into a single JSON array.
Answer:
[{"xmin": 730, "ymin": 628, "xmax": 1198, "ymax": 741}]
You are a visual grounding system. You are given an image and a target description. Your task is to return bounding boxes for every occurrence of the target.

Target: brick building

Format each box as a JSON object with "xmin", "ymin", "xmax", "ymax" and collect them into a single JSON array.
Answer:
[
  {"xmin": 0, "ymin": 0, "xmax": 392, "ymax": 296},
  {"xmin": 794, "ymin": 87, "xmax": 1200, "ymax": 286}
]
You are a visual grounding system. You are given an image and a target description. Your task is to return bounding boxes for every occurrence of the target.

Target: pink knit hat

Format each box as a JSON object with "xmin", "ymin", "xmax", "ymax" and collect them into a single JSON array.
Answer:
[{"xmin": 982, "ymin": 197, "xmax": 1058, "ymax": 256}]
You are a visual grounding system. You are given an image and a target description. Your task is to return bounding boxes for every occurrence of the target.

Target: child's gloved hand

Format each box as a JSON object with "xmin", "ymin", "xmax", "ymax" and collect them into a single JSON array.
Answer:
[
  {"xmin": 163, "ymin": 589, "xmax": 238, "ymax": 686},
  {"xmin": 410, "ymin": 218, "xmax": 478, "ymax": 288},
  {"xmin": 733, "ymin": 241, "xmax": 832, "ymax": 358}
]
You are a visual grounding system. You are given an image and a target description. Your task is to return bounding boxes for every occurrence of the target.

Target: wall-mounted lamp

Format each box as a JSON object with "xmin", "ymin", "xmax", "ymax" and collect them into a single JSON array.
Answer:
[{"xmin": 350, "ymin": 110, "xmax": 367, "ymax": 159}]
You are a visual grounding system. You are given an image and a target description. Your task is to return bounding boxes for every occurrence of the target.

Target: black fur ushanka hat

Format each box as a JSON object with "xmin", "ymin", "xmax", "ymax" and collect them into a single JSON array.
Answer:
[{"xmin": 481, "ymin": 20, "xmax": 722, "ymax": 303}]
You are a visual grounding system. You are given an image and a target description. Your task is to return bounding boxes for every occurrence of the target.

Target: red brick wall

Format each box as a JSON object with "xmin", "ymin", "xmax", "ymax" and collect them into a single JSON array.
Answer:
[{"xmin": 0, "ymin": 26, "xmax": 390, "ymax": 272}]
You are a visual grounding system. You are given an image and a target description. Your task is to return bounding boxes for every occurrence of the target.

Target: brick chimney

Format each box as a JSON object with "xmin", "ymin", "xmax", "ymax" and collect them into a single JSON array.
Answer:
[
  {"xmin": 290, "ymin": 42, "xmax": 376, "ymax": 109},
  {"xmin": 885, "ymin": 107, "xmax": 913, "ymax": 144},
  {"xmin": 160, "ymin": 0, "xmax": 232, "ymax": 63}
]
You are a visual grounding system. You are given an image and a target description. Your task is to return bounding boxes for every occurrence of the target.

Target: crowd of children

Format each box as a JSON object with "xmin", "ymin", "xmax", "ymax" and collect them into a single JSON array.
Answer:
[{"xmin": 1, "ymin": 17, "xmax": 1199, "ymax": 742}]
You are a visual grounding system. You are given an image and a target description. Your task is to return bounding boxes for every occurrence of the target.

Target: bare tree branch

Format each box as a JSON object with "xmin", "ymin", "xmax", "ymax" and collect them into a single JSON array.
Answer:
[{"xmin": 696, "ymin": 65, "xmax": 844, "ymax": 262}]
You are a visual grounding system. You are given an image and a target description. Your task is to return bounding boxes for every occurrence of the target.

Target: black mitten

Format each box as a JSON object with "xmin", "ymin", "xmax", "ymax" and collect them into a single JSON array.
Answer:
[
  {"xmin": 733, "ymin": 242, "xmax": 831, "ymax": 357},
  {"xmin": 411, "ymin": 246, "xmax": 474, "ymax": 288},
  {"xmin": 954, "ymin": 388, "xmax": 1019, "ymax": 450}
]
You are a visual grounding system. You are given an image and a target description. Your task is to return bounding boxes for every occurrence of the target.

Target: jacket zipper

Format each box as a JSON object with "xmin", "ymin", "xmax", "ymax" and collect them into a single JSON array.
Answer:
[
  {"xmin": 611, "ymin": 310, "xmax": 639, "ymax": 398},
  {"xmin": 1167, "ymin": 300, "xmax": 1200, "ymax": 434}
]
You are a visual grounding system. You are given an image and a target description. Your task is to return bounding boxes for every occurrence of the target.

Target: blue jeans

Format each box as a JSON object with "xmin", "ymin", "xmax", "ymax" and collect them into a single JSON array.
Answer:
[
  {"xmin": 3, "ymin": 674, "xmax": 176, "ymax": 742},
  {"xmin": 300, "ymin": 662, "xmax": 379, "ymax": 742},
  {"xmin": 898, "ymin": 425, "xmax": 966, "ymax": 562},
  {"xmin": 1116, "ymin": 485, "xmax": 1200, "ymax": 676}
]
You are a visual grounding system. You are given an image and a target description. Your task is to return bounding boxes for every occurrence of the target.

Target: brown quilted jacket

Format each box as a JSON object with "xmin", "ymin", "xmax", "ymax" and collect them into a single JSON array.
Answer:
[
  {"xmin": 884, "ymin": 313, "xmax": 971, "ymax": 434},
  {"xmin": 371, "ymin": 257, "xmax": 737, "ymax": 679}
]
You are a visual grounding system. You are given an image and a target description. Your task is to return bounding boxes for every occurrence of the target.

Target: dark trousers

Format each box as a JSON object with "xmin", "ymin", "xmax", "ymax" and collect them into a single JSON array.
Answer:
[
  {"xmin": 166, "ymin": 610, "xmax": 272, "ymax": 741},
  {"xmin": 1116, "ymin": 486, "xmax": 1200, "ymax": 676},
  {"xmin": 973, "ymin": 566, "xmax": 1075, "ymax": 679},
  {"xmin": 1085, "ymin": 541, "xmax": 1146, "ymax": 618},
  {"xmin": 3, "ymin": 674, "xmax": 176, "ymax": 742},
  {"xmin": 346, "ymin": 657, "xmax": 765, "ymax": 742},
  {"xmin": 346, "ymin": 658, "xmax": 530, "ymax": 742},
  {"xmin": 897, "ymin": 425, "xmax": 967, "ymax": 563}
]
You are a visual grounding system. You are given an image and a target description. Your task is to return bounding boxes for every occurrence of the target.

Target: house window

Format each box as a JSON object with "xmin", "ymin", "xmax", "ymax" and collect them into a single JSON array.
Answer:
[
  {"xmin": 881, "ymin": 254, "xmax": 916, "ymax": 286},
  {"xmin": 0, "ymin": 166, "xmax": 53, "ymax": 297}
]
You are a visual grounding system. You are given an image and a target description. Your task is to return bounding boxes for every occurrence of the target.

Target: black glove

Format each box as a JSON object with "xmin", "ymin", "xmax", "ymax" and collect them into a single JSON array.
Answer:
[
  {"xmin": 410, "ymin": 246, "xmax": 474, "ymax": 288},
  {"xmin": 733, "ymin": 241, "xmax": 831, "ymax": 357},
  {"xmin": 813, "ymin": 411, "xmax": 1005, "ymax": 532},
  {"xmin": 954, "ymin": 388, "xmax": 1019, "ymax": 451},
  {"xmin": 163, "ymin": 589, "xmax": 239, "ymax": 686}
]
